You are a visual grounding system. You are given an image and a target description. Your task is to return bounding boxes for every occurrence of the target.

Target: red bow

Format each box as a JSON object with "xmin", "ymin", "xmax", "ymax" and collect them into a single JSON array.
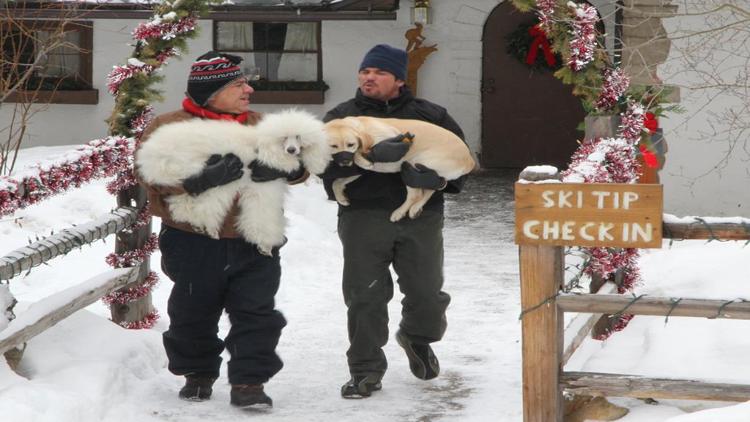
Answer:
[
  {"xmin": 526, "ymin": 26, "xmax": 557, "ymax": 67},
  {"xmin": 639, "ymin": 144, "xmax": 659, "ymax": 168},
  {"xmin": 643, "ymin": 112, "xmax": 658, "ymax": 133},
  {"xmin": 182, "ymin": 97, "xmax": 249, "ymax": 123}
]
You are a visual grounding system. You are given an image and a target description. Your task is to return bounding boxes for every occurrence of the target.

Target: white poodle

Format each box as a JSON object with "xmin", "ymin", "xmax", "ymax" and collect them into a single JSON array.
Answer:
[{"xmin": 136, "ymin": 109, "xmax": 330, "ymax": 255}]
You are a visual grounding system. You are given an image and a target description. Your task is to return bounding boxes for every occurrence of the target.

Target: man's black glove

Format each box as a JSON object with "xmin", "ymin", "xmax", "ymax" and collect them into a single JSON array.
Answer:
[
  {"xmin": 249, "ymin": 160, "xmax": 305, "ymax": 182},
  {"xmin": 400, "ymin": 162, "xmax": 447, "ymax": 190},
  {"xmin": 364, "ymin": 133, "xmax": 413, "ymax": 163},
  {"xmin": 319, "ymin": 162, "xmax": 363, "ymax": 179},
  {"xmin": 182, "ymin": 153, "xmax": 244, "ymax": 196}
]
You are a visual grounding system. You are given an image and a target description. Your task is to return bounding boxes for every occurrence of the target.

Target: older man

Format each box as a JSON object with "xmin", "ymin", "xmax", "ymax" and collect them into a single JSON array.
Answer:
[
  {"xmin": 321, "ymin": 44, "xmax": 467, "ymax": 398},
  {"xmin": 137, "ymin": 51, "xmax": 304, "ymax": 409}
]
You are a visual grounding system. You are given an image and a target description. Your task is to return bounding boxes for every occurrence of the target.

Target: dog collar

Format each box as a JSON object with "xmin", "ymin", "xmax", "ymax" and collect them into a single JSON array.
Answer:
[{"xmin": 182, "ymin": 97, "xmax": 249, "ymax": 123}]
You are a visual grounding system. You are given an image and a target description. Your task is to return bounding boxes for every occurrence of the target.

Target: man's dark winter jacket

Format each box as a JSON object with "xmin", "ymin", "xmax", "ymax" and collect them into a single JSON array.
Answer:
[{"xmin": 322, "ymin": 87, "xmax": 467, "ymax": 212}]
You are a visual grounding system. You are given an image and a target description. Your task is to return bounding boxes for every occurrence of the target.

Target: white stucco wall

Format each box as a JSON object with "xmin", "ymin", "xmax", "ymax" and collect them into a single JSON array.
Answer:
[
  {"xmin": 2, "ymin": 2, "xmax": 496, "ymax": 159},
  {"xmin": 658, "ymin": 3, "xmax": 750, "ymax": 216},
  {"xmin": 3, "ymin": 1, "xmax": 748, "ymax": 215},
  {"xmin": 320, "ymin": 0, "xmax": 498, "ymax": 158}
]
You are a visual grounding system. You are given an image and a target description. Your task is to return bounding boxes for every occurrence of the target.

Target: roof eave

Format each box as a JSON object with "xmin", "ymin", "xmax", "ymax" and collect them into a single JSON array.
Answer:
[{"xmin": 4, "ymin": 0, "xmax": 400, "ymax": 19}]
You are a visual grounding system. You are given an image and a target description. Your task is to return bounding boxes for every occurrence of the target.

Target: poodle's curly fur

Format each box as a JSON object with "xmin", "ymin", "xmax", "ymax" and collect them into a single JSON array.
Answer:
[{"xmin": 136, "ymin": 109, "xmax": 330, "ymax": 255}]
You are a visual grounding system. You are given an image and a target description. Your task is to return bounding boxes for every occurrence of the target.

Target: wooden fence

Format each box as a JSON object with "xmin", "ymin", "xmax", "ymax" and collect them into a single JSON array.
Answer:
[
  {"xmin": 0, "ymin": 205, "xmax": 142, "ymax": 356},
  {"xmin": 517, "ymin": 177, "xmax": 750, "ymax": 421}
]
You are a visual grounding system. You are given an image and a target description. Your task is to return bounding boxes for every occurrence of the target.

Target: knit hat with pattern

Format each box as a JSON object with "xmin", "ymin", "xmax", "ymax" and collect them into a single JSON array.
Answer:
[{"xmin": 186, "ymin": 51, "xmax": 244, "ymax": 106}]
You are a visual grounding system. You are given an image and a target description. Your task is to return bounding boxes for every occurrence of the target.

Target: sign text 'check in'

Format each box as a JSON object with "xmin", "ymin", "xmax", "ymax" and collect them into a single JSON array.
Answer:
[{"xmin": 515, "ymin": 183, "xmax": 663, "ymax": 249}]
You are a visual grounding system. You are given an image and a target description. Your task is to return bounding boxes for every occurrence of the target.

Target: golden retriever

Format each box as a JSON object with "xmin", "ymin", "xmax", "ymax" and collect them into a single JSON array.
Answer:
[{"xmin": 324, "ymin": 116, "xmax": 475, "ymax": 222}]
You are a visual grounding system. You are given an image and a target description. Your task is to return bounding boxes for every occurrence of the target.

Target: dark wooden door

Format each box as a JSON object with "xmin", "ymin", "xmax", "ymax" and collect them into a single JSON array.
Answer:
[{"xmin": 481, "ymin": 3, "xmax": 586, "ymax": 169}]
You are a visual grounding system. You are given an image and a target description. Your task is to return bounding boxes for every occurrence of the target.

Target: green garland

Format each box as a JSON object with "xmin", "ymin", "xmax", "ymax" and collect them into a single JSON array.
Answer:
[
  {"xmin": 509, "ymin": 0, "xmax": 675, "ymax": 117},
  {"xmin": 107, "ymin": 0, "xmax": 214, "ymax": 138}
]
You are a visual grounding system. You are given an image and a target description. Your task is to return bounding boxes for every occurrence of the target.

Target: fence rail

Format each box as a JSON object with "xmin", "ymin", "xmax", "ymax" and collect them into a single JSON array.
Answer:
[
  {"xmin": 0, "ymin": 266, "xmax": 139, "ymax": 354},
  {"xmin": 558, "ymin": 294, "xmax": 750, "ymax": 320},
  {"xmin": 517, "ymin": 177, "xmax": 750, "ymax": 421},
  {"xmin": 0, "ymin": 206, "xmax": 138, "ymax": 281},
  {"xmin": 663, "ymin": 219, "xmax": 750, "ymax": 240},
  {"xmin": 561, "ymin": 372, "xmax": 750, "ymax": 402}
]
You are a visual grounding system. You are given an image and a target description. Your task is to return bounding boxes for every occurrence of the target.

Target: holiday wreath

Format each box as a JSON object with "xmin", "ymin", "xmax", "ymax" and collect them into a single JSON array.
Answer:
[{"xmin": 505, "ymin": 19, "xmax": 561, "ymax": 71}]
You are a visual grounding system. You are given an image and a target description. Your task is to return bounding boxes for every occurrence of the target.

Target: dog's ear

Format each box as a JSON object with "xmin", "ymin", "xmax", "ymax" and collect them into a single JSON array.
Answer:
[
  {"xmin": 356, "ymin": 131, "xmax": 375, "ymax": 153},
  {"xmin": 345, "ymin": 117, "xmax": 375, "ymax": 152}
]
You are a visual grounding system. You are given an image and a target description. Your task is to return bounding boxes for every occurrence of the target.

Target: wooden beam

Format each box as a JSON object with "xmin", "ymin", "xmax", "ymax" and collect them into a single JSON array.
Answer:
[
  {"xmin": 562, "ymin": 371, "xmax": 750, "ymax": 402},
  {"xmin": 208, "ymin": 10, "xmax": 397, "ymax": 20},
  {"xmin": 328, "ymin": 0, "xmax": 398, "ymax": 10},
  {"xmin": 519, "ymin": 244, "xmax": 564, "ymax": 422},
  {"xmin": 663, "ymin": 220, "xmax": 750, "ymax": 240},
  {"xmin": 0, "ymin": 207, "xmax": 138, "ymax": 281},
  {"xmin": 558, "ymin": 294, "xmax": 750, "ymax": 320},
  {"xmin": 7, "ymin": 8, "xmax": 397, "ymax": 20},
  {"xmin": 0, "ymin": 267, "xmax": 139, "ymax": 354}
]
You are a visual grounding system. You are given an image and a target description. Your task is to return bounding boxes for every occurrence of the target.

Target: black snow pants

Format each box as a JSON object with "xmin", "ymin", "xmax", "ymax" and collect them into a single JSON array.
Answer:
[
  {"xmin": 159, "ymin": 224, "xmax": 286, "ymax": 385},
  {"xmin": 337, "ymin": 208, "xmax": 450, "ymax": 381}
]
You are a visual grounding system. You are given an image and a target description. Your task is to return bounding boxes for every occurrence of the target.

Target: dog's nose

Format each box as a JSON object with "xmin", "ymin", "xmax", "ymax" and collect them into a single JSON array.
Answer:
[{"xmin": 287, "ymin": 146, "xmax": 298, "ymax": 154}]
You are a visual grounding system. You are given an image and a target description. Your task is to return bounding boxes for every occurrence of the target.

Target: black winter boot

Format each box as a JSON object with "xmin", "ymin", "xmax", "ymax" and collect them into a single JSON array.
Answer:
[
  {"xmin": 230, "ymin": 384, "xmax": 273, "ymax": 409},
  {"xmin": 178, "ymin": 376, "xmax": 217, "ymax": 401},
  {"xmin": 341, "ymin": 375, "xmax": 382, "ymax": 399},
  {"xmin": 396, "ymin": 330, "xmax": 440, "ymax": 380}
]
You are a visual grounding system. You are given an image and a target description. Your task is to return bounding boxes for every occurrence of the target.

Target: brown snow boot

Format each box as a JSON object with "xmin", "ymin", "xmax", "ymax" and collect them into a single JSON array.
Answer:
[{"xmin": 230, "ymin": 384, "xmax": 273, "ymax": 409}]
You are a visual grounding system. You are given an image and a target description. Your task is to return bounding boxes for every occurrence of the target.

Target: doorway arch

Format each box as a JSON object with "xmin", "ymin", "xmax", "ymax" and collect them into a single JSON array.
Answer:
[{"xmin": 480, "ymin": 2, "xmax": 589, "ymax": 169}]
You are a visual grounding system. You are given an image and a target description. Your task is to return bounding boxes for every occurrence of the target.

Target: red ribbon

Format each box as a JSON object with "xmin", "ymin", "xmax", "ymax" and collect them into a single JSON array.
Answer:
[
  {"xmin": 526, "ymin": 26, "xmax": 557, "ymax": 67},
  {"xmin": 182, "ymin": 97, "xmax": 249, "ymax": 123},
  {"xmin": 639, "ymin": 144, "xmax": 659, "ymax": 168},
  {"xmin": 643, "ymin": 112, "xmax": 658, "ymax": 133}
]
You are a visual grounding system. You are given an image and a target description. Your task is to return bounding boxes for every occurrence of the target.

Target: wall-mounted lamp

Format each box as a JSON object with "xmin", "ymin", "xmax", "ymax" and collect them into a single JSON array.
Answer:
[{"xmin": 410, "ymin": 0, "xmax": 432, "ymax": 26}]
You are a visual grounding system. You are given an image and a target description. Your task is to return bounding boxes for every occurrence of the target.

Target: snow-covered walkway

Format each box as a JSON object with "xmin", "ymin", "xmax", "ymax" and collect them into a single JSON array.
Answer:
[
  {"xmin": 1, "ymin": 167, "xmax": 525, "ymax": 421},
  {"xmin": 3, "ymin": 158, "xmax": 750, "ymax": 421}
]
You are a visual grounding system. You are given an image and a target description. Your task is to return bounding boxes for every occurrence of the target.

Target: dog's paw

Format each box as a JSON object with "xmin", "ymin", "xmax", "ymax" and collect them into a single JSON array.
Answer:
[
  {"xmin": 390, "ymin": 208, "xmax": 407, "ymax": 222},
  {"xmin": 354, "ymin": 154, "xmax": 374, "ymax": 170},
  {"xmin": 257, "ymin": 244, "xmax": 274, "ymax": 257},
  {"xmin": 408, "ymin": 205, "xmax": 424, "ymax": 219},
  {"xmin": 335, "ymin": 195, "xmax": 351, "ymax": 206}
]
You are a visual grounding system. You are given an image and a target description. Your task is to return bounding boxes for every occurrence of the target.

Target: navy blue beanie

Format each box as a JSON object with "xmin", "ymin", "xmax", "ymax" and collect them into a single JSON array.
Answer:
[{"xmin": 359, "ymin": 44, "xmax": 408, "ymax": 81}]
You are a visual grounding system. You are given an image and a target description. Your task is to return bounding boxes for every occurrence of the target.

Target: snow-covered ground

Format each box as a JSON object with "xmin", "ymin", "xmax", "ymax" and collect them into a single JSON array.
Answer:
[{"xmin": 1, "ymin": 147, "xmax": 750, "ymax": 421}]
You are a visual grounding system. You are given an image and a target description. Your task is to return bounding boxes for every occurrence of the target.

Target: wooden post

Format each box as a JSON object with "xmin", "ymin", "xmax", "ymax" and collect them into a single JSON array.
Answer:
[
  {"xmin": 111, "ymin": 183, "xmax": 153, "ymax": 324},
  {"xmin": 519, "ymin": 244, "xmax": 564, "ymax": 422}
]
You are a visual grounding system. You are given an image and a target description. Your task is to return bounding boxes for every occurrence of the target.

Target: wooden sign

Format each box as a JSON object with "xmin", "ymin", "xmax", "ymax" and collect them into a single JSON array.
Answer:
[{"xmin": 515, "ymin": 183, "xmax": 663, "ymax": 248}]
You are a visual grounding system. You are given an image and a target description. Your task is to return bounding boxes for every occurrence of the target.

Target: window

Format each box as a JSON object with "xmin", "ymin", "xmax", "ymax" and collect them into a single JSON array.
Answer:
[
  {"xmin": 214, "ymin": 21, "xmax": 327, "ymax": 104},
  {"xmin": 1, "ymin": 20, "xmax": 96, "ymax": 104}
]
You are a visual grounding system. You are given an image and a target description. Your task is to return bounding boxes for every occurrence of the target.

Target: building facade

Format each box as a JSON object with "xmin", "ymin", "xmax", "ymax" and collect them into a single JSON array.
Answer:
[{"xmin": 2, "ymin": 0, "xmax": 748, "ymax": 215}]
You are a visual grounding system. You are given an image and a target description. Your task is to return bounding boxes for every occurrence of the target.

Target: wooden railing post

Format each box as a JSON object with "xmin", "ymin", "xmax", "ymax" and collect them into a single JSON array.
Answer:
[
  {"xmin": 519, "ymin": 244, "xmax": 564, "ymax": 422},
  {"xmin": 112, "ymin": 183, "xmax": 153, "ymax": 324}
]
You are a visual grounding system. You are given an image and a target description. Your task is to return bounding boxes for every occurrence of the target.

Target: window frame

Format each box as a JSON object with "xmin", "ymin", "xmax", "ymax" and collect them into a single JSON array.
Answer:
[
  {"xmin": 2, "ymin": 20, "xmax": 97, "ymax": 105},
  {"xmin": 212, "ymin": 19, "xmax": 326, "ymax": 104}
]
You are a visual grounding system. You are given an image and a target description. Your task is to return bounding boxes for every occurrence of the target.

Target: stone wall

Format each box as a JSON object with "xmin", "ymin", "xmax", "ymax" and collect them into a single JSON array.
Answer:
[{"xmin": 620, "ymin": 0, "xmax": 678, "ymax": 88}]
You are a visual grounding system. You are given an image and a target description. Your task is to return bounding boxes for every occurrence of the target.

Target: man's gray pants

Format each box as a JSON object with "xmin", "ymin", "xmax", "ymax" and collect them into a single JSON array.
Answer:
[{"xmin": 338, "ymin": 208, "xmax": 450, "ymax": 380}]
